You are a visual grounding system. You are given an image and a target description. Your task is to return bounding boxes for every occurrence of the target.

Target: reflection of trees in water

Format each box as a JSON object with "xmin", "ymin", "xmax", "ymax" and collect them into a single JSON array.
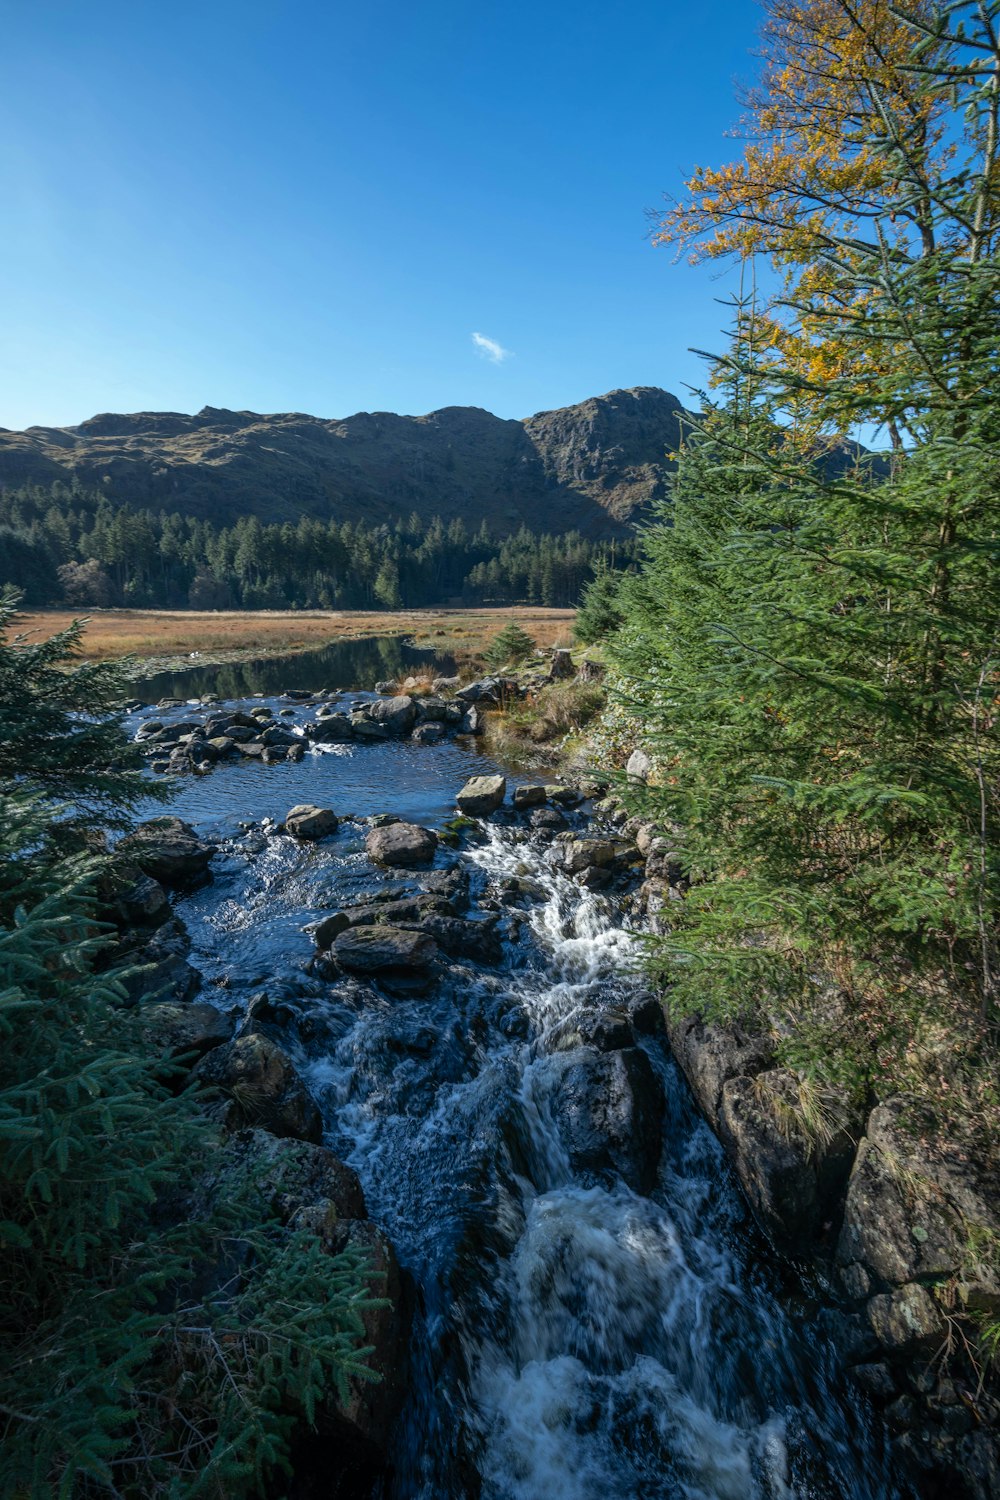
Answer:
[{"xmin": 136, "ymin": 636, "xmax": 455, "ymax": 703}]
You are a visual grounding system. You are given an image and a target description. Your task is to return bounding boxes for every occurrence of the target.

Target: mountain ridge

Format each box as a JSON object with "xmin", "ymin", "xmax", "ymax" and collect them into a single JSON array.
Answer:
[{"xmin": 0, "ymin": 386, "xmax": 688, "ymax": 538}]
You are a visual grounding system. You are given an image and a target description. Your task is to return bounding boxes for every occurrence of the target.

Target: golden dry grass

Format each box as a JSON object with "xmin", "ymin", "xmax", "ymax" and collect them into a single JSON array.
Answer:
[{"xmin": 14, "ymin": 606, "xmax": 576, "ymax": 664}]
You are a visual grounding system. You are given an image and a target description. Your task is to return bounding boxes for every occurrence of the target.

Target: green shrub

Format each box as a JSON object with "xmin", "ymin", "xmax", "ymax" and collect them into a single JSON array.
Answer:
[{"xmin": 484, "ymin": 621, "xmax": 536, "ymax": 668}]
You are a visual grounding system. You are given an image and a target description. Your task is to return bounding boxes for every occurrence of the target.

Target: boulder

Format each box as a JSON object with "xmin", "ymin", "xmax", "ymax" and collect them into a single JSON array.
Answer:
[
  {"xmin": 456, "ymin": 775, "xmax": 506, "ymax": 816},
  {"xmin": 459, "ymin": 704, "xmax": 484, "ymax": 735},
  {"xmin": 286, "ymin": 804, "xmax": 338, "ymax": 840},
  {"xmin": 214, "ymin": 1128, "xmax": 366, "ymax": 1222},
  {"xmin": 513, "ymin": 784, "xmax": 547, "ymax": 811},
  {"xmin": 433, "ymin": 675, "xmax": 461, "ymax": 693},
  {"xmin": 314, "ymin": 912, "xmax": 351, "ymax": 949},
  {"xmin": 529, "ymin": 807, "xmax": 567, "ymax": 833},
  {"xmin": 134, "ymin": 1001, "xmax": 234, "ymax": 1064},
  {"xmin": 556, "ymin": 837, "xmax": 631, "ymax": 875},
  {"xmin": 626, "ymin": 747, "xmax": 653, "ymax": 783},
  {"xmin": 310, "ymin": 713, "xmax": 354, "ymax": 742},
  {"xmin": 365, "ymin": 821, "xmax": 437, "ymax": 867},
  {"xmin": 555, "ymin": 1047, "xmax": 665, "ymax": 1193},
  {"xmin": 369, "ymin": 695, "xmax": 419, "ymax": 735},
  {"xmin": 117, "ymin": 817, "xmax": 214, "ymax": 889},
  {"xmin": 415, "ymin": 696, "xmax": 450, "ymax": 722},
  {"xmin": 837, "ymin": 1098, "xmax": 997, "ymax": 1292},
  {"xmin": 332, "ymin": 925, "xmax": 438, "ymax": 975},
  {"xmin": 194, "ymin": 1033, "xmax": 323, "ymax": 1143}
]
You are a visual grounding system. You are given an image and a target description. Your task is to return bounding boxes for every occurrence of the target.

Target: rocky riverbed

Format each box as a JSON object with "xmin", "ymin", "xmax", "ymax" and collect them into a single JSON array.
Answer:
[{"xmin": 100, "ymin": 666, "xmax": 999, "ymax": 1499}]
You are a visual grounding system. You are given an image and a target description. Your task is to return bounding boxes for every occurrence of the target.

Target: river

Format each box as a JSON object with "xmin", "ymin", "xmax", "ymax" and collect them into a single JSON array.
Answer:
[{"xmin": 130, "ymin": 669, "xmax": 905, "ymax": 1500}]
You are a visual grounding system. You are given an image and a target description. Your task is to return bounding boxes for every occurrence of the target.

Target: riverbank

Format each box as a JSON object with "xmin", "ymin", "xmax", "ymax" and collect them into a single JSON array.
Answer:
[{"xmin": 15, "ymin": 606, "xmax": 576, "ymax": 677}]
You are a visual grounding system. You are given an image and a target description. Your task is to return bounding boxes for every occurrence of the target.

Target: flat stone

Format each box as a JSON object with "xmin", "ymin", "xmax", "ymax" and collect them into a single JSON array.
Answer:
[
  {"xmin": 365, "ymin": 821, "xmax": 437, "ymax": 866},
  {"xmin": 333, "ymin": 925, "xmax": 438, "ymax": 974},
  {"xmin": 456, "ymin": 774, "xmax": 506, "ymax": 816},
  {"xmin": 513, "ymin": 784, "xmax": 547, "ymax": 811},
  {"xmin": 286, "ymin": 804, "xmax": 338, "ymax": 840}
]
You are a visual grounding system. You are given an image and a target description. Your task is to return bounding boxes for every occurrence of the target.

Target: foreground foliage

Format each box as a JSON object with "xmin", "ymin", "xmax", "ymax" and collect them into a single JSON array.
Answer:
[{"xmin": 0, "ymin": 593, "xmax": 381, "ymax": 1496}]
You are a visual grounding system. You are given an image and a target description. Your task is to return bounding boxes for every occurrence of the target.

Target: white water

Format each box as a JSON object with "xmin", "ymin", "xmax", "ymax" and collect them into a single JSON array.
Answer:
[{"xmin": 292, "ymin": 829, "xmax": 903, "ymax": 1499}]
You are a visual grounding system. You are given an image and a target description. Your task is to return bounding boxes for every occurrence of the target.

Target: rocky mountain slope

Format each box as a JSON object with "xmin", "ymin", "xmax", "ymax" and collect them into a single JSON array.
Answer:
[{"xmin": 0, "ymin": 387, "xmax": 688, "ymax": 538}]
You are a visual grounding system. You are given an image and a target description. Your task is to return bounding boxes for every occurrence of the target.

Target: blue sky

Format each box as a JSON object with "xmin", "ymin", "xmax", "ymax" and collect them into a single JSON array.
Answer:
[{"xmin": 1, "ymin": 1, "xmax": 765, "ymax": 430}]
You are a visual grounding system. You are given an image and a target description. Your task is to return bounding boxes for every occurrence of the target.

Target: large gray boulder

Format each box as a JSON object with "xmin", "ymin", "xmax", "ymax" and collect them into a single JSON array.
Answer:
[
  {"xmin": 333, "ymin": 925, "xmax": 438, "ymax": 974},
  {"xmin": 365, "ymin": 821, "xmax": 437, "ymax": 866},
  {"xmin": 194, "ymin": 1033, "xmax": 323, "ymax": 1143},
  {"xmin": 456, "ymin": 774, "xmax": 506, "ymax": 816},
  {"xmin": 285, "ymin": 804, "xmax": 338, "ymax": 840},
  {"xmin": 369, "ymin": 694, "xmax": 419, "ymax": 735},
  {"xmin": 117, "ymin": 816, "xmax": 214, "ymax": 889}
]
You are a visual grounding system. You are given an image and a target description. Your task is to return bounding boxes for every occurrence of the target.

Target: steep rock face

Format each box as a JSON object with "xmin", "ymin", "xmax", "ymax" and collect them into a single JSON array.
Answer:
[{"xmin": 0, "ymin": 387, "xmax": 688, "ymax": 536}]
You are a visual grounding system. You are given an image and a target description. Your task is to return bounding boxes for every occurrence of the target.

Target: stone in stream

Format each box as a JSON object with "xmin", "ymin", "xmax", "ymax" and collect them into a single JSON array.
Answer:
[
  {"xmin": 365, "ymin": 821, "xmax": 437, "ymax": 867},
  {"xmin": 332, "ymin": 925, "xmax": 438, "ymax": 974},
  {"xmin": 456, "ymin": 774, "xmax": 506, "ymax": 816},
  {"xmin": 556, "ymin": 837, "xmax": 636, "ymax": 875},
  {"xmin": 554, "ymin": 1047, "xmax": 665, "ymax": 1194},
  {"xmin": 117, "ymin": 816, "xmax": 215, "ymax": 889},
  {"xmin": 513, "ymin": 784, "xmax": 547, "ymax": 811},
  {"xmin": 369, "ymin": 694, "xmax": 419, "ymax": 735},
  {"xmin": 313, "ymin": 911, "xmax": 351, "ymax": 949},
  {"xmin": 310, "ymin": 713, "xmax": 354, "ymax": 742},
  {"xmin": 285, "ymin": 804, "xmax": 338, "ymax": 840},
  {"xmin": 529, "ymin": 806, "xmax": 567, "ymax": 833},
  {"xmin": 194, "ymin": 1032, "xmax": 323, "ymax": 1143}
]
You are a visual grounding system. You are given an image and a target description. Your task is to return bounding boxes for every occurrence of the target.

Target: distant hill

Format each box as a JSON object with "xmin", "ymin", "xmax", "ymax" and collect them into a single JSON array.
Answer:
[{"xmin": 0, "ymin": 387, "xmax": 690, "ymax": 539}]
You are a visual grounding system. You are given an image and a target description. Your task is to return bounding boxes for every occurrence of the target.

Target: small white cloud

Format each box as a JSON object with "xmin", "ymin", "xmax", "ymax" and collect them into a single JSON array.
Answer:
[{"xmin": 472, "ymin": 331, "xmax": 512, "ymax": 364}]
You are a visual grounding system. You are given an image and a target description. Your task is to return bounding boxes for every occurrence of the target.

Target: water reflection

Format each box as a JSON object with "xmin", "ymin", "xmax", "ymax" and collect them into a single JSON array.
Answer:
[{"xmin": 134, "ymin": 634, "xmax": 456, "ymax": 703}]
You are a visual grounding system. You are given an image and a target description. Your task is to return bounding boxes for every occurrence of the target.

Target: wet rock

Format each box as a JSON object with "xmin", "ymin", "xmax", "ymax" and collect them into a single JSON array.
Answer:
[
  {"xmin": 578, "ymin": 1010, "xmax": 634, "ymax": 1051},
  {"xmin": 286, "ymin": 804, "xmax": 339, "ymax": 840},
  {"xmin": 415, "ymin": 696, "xmax": 450, "ymax": 722},
  {"xmin": 261, "ymin": 725, "xmax": 299, "ymax": 747},
  {"xmin": 351, "ymin": 718, "xmax": 390, "ymax": 741},
  {"xmin": 194, "ymin": 1032, "xmax": 323, "ymax": 1143},
  {"xmin": 867, "ymin": 1284, "xmax": 945, "ymax": 1357},
  {"xmin": 286, "ymin": 742, "xmax": 305, "ymax": 762},
  {"xmin": 411, "ymin": 722, "xmax": 446, "ymax": 745},
  {"xmin": 417, "ymin": 915, "xmax": 503, "ymax": 964},
  {"xmin": 238, "ymin": 740, "xmax": 267, "ymax": 758},
  {"xmin": 206, "ymin": 734, "xmax": 236, "ymax": 756},
  {"xmin": 513, "ymin": 784, "xmax": 547, "ymax": 811},
  {"xmin": 310, "ymin": 713, "xmax": 354, "ymax": 742},
  {"xmin": 456, "ymin": 774, "xmax": 507, "ymax": 816},
  {"xmin": 117, "ymin": 816, "xmax": 215, "ymax": 889},
  {"xmin": 333, "ymin": 925, "xmax": 438, "ymax": 974},
  {"xmin": 529, "ymin": 806, "xmax": 567, "ymax": 833},
  {"xmin": 133, "ymin": 1001, "xmax": 234, "ymax": 1065},
  {"xmin": 555, "ymin": 837, "xmax": 632, "ymax": 875},
  {"xmin": 365, "ymin": 821, "xmax": 437, "ymax": 867},
  {"xmin": 369, "ymin": 694, "xmax": 419, "ymax": 735},
  {"xmin": 314, "ymin": 912, "xmax": 351, "ymax": 949},
  {"xmin": 555, "ymin": 1047, "xmax": 665, "ymax": 1193},
  {"xmin": 627, "ymin": 993, "xmax": 666, "ymax": 1037},
  {"xmin": 545, "ymin": 784, "xmax": 584, "ymax": 808}
]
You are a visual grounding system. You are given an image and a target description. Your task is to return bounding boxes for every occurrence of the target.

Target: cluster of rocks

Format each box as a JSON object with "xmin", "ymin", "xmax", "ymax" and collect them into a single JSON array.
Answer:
[
  {"xmin": 664, "ymin": 981, "xmax": 1000, "ymax": 1496},
  {"xmin": 132, "ymin": 677, "xmax": 525, "ymax": 774},
  {"xmin": 100, "ymin": 815, "xmax": 405, "ymax": 1469}
]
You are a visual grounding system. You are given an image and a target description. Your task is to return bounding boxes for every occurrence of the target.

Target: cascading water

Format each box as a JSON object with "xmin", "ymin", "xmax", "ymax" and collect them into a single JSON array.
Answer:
[{"xmin": 159, "ymin": 695, "xmax": 906, "ymax": 1500}]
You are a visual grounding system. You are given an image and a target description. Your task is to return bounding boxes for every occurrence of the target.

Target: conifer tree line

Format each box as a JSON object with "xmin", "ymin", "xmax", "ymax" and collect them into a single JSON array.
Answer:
[
  {"xmin": 0, "ymin": 484, "xmax": 636, "ymax": 610},
  {"xmin": 610, "ymin": 0, "xmax": 1000, "ymax": 1149}
]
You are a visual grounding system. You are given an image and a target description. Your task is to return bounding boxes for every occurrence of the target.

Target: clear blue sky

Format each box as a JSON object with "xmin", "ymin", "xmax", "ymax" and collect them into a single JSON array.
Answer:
[{"xmin": 0, "ymin": 0, "xmax": 764, "ymax": 431}]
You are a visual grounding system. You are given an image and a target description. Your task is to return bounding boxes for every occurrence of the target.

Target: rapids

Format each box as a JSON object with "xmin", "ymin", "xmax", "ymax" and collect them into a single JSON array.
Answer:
[{"xmin": 146, "ymin": 687, "xmax": 905, "ymax": 1499}]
